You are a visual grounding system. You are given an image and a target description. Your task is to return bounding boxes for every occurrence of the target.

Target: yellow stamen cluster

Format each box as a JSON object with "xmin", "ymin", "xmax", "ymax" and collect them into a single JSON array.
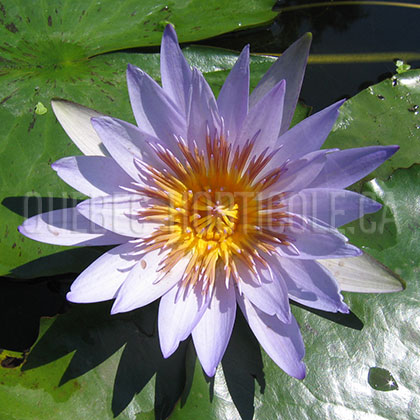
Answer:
[{"xmin": 137, "ymin": 135, "xmax": 292, "ymax": 294}]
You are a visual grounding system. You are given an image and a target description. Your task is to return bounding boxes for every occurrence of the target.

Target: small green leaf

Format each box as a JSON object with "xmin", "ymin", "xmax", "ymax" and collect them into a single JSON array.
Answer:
[
  {"xmin": 34, "ymin": 102, "xmax": 48, "ymax": 115},
  {"xmin": 395, "ymin": 59, "xmax": 411, "ymax": 74}
]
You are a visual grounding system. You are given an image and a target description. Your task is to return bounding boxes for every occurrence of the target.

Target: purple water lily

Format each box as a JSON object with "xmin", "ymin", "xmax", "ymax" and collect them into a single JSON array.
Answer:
[{"xmin": 19, "ymin": 25, "xmax": 402, "ymax": 378}]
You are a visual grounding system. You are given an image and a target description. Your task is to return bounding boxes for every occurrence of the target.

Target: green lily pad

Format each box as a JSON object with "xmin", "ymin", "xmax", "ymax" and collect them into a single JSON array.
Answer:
[
  {"xmin": 325, "ymin": 69, "xmax": 420, "ymax": 180},
  {"xmin": 0, "ymin": 0, "xmax": 275, "ymax": 57}
]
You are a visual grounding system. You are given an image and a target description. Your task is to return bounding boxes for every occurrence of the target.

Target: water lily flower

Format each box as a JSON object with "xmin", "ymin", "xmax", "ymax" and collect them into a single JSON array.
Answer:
[{"xmin": 19, "ymin": 25, "xmax": 402, "ymax": 379}]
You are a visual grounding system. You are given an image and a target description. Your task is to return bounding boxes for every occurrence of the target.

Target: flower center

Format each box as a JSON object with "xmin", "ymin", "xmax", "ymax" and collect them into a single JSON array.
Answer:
[
  {"xmin": 187, "ymin": 188, "xmax": 239, "ymax": 241},
  {"xmin": 135, "ymin": 134, "xmax": 292, "ymax": 294}
]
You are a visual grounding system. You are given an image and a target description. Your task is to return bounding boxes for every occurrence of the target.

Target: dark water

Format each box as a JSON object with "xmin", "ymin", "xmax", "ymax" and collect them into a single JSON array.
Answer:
[{"xmin": 197, "ymin": 0, "xmax": 420, "ymax": 111}]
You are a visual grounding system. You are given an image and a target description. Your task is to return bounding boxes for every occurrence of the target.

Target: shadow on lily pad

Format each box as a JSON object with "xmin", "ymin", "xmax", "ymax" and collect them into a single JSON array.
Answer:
[
  {"xmin": 222, "ymin": 310, "xmax": 265, "ymax": 420},
  {"xmin": 291, "ymin": 301, "xmax": 364, "ymax": 330},
  {"xmin": 2, "ymin": 195, "xmax": 108, "ymax": 279},
  {"xmin": 2, "ymin": 196, "xmax": 81, "ymax": 218},
  {"xmin": 19, "ymin": 296, "xmax": 268, "ymax": 419},
  {"xmin": 21, "ymin": 300, "xmax": 189, "ymax": 419},
  {"xmin": 0, "ymin": 277, "xmax": 69, "ymax": 353},
  {"xmin": 9, "ymin": 247, "xmax": 107, "ymax": 279}
]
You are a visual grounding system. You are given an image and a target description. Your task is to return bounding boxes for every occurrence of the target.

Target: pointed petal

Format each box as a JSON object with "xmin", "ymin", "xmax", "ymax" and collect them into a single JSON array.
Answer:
[
  {"xmin": 18, "ymin": 208, "xmax": 131, "ymax": 246},
  {"xmin": 91, "ymin": 116, "xmax": 163, "ymax": 182},
  {"xmin": 237, "ymin": 260, "xmax": 291, "ymax": 323},
  {"xmin": 158, "ymin": 283, "xmax": 210, "ymax": 358},
  {"xmin": 111, "ymin": 250, "xmax": 190, "ymax": 314},
  {"xmin": 187, "ymin": 68, "xmax": 221, "ymax": 150},
  {"xmin": 237, "ymin": 79, "xmax": 285, "ymax": 152},
  {"xmin": 237, "ymin": 293, "xmax": 306, "ymax": 379},
  {"xmin": 277, "ymin": 218, "xmax": 361, "ymax": 259},
  {"xmin": 276, "ymin": 100, "xmax": 345, "ymax": 163},
  {"xmin": 217, "ymin": 45, "xmax": 250, "ymax": 142},
  {"xmin": 283, "ymin": 188, "xmax": 382, "ymax": 227},
  {"xmin": 51, "ymin": 99, "xmax": 108, "ymax": 156},
  {"xmin": 161, "ymin": 24, "xmax": 192, "ymax": 117},
  {"xmin": 192, "ymin": 279, "xmax": 236, "ymax": 377},
  {"xmin": 250, "ymin": 33, "xmax": 312, "ymax": 135},
  {"xmin": 319, "ymin": 252, "xmax": 405, "ymax": 293},
  {"xmin": 126, "ymin": 64, "xmax": 187, "ymax": 143},
  {"xmin": 51, "ymin": 156, "xmax": 133, "ymax": 197},
  {"xmin": 264, "ymin": 150, "xmax": 328, "ymax": 194},
  {"xmin": 67, "ymin": 241, "xmax": 138, "ymax": 303},
  {"xmin": 310, "ymin": 146, "xmax": 399, "ymax": 189},
  {"xmin": 276, "ymin": 257, "xmax": 349, "ymax": 313},
  {"xmin": 76, "ymin": 194, "xmax": 156, "ymax": 237}
]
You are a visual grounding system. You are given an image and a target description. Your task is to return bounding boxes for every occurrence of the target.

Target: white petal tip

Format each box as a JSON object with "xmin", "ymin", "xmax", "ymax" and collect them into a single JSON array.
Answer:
[
  {"xmin": 66, "ymin": 291, "xmax": 81, "ymax": 303},
  {"xmin": 50, "ymin": 99, "xmax": 107, "ymax": 156},
  {"xmin": 110, "ymin": 304, "xmax": 121, "ymax": 315},
  {"xmin": 202, "ymin": 364, "xmax": 217, "ymax": 378},
  {"xmin": 160, "ymin": 345, "xmax": 177, "ymax": 359},
  {"xmin": 319, "ymin": 253, "xmax": 405, "ymax": 293},
  {"xmin": 110, "ymin": 299, "xmax": 136, "ymax": 315},
  {"xmin": 17, "ymin": 221, "xmax": 33, "ymax": 238},
  {"xmin": 339, "ymin": 303, "xmax": 350, "ymax": 314}
]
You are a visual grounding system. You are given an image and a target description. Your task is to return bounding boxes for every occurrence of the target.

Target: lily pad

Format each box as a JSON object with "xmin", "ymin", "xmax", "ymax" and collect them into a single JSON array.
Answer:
[
  {"xmin": 325, "ymin": 69, "xmax": 420, "ymax": 180},
  {"xmin": 0, "ymin": 0, "xmax": 275, "ymax": 57}
]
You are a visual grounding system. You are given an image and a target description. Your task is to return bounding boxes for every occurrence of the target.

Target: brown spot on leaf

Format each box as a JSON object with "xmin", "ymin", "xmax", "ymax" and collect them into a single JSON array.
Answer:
[
  {"xmin": 28, "ymin": 116, "xmax": 36, "ymax": 132},
  {"xmin": 0, "ymin": 93, "xmax": 12, "ymax": 105},
  {"xmin": 5, "ymin": 22, "xmax": 18, "ymax": 33}
]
